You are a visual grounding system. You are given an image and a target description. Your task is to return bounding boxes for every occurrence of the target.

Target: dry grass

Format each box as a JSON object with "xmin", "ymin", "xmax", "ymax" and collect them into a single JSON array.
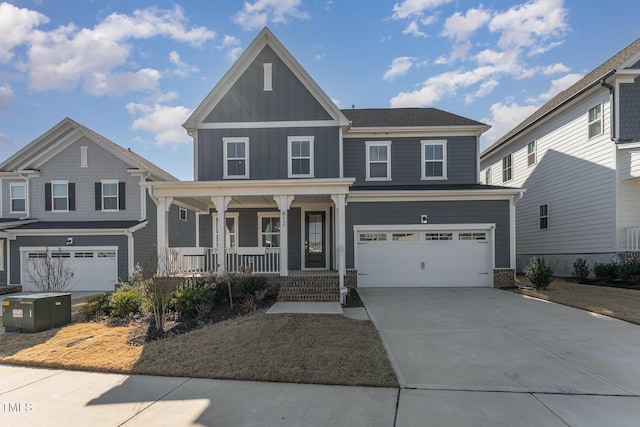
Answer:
[
  {"xmin": 510, "ymin": 276, "xmax": 640, "ymax": 325},
  {"xmin": 0, "ymin": 311, "xmax": 398, "ymax": 388}
]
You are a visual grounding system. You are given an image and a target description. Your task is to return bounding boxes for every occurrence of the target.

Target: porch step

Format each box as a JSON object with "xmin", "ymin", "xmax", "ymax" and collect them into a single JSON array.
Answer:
[{"xmin": 277, "ymin": 276, "xmax": 340, "ymax": 302}]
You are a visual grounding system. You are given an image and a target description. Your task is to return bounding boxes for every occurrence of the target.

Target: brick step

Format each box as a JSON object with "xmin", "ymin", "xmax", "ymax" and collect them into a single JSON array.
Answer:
[
  {"xmin": 277, "ymin": 293, "xmax": 339, "ymax": 302},
  {"xmin": 279, "ymin": 286, "xmax": 339, "ymax": 294},
  {"xmin": 282, "ymin": 279, "xmax": 339, "ymax": 285}
]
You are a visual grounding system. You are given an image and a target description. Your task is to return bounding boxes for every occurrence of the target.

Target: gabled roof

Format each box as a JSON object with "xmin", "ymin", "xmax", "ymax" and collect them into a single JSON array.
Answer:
[
  {"xmin": 342, "ymin": 108, "xmax": 488, "ymax": 128},
  {"xmin": 183, "ymin": 27, "xmax": 349, "ymax": 130},
  {"xmin": 482, "ymin": 37, "xmax": 640, "ymax": 158},
  {"xmin": 0, "ymin": 117, "xmax": 177, "ymax": 181}
]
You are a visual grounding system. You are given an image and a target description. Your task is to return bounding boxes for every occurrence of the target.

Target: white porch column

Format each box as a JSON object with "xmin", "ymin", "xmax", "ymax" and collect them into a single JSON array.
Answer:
[
  {"xmin": 275, "ymin": 195, "xmax": 294, "ymax": 276},
  {"xmin": 331, "ymin": 194, "xmax": 347, "ymax": 304},
  {"xmin": 212, "ymin": 196, "xmax": 230, "ymax": 274},
  {"xmin": 156, "ymin": 196, "xmax": 172, "ymax": 275}
]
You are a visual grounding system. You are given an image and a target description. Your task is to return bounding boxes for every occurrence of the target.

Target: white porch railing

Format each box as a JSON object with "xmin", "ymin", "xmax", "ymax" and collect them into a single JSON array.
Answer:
[
  {"xmin": 171, "ymin": 247, "xmax": 281, "ymax": 275},
  {"xmin": 626, "ymin": 226, "xmax": 640, "ymax": 251}
]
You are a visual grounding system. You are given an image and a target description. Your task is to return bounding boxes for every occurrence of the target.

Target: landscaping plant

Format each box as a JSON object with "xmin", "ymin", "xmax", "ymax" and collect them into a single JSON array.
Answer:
[
  {"xmin": 571, "ymin": 258, "xmax": 590, "ymax": 282},
  {"xmin": 79, "ymin": 293, "xmax": 111, "ymax": 318},
  {"xmin": 593, "ymin": 262, "xmax": 619, "ymax": 284},
  {"xmin": 617, "ymin": 259, "xmax": 640, "ymax": 282},
  {"xmin": 110, "ymin": 286, "xmax": 146, "ymax": 318},
  {"xmin": 174, "ymin": 278, "xmax": 216, "ymax": 319},
  {"xmin": 524, "ymin": 256, "xmax": 553, "ymax": 290},
  {"xmin": 144, "ymin": 277, "xmax": 178, "ymax": 335}
]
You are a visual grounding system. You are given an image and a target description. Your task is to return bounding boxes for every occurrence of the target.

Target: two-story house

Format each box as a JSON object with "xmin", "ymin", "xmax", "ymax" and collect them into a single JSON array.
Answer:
[
  {"xmin": 0, "ymin": 118, "xmax": 196, "ymax": 292},
  {"xmin": 146, "ymin": 27, "xmax": 522, "ymax": 300},
  {"xmin": 480, "ymin": 37, "xmax": 640, "ymax": 276}
]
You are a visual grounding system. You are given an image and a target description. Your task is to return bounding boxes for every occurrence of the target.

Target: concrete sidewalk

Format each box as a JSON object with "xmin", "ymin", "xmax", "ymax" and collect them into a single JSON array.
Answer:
[{"xmin": 0, "ymin": 365, "xmax": 398, "ymax": 427}]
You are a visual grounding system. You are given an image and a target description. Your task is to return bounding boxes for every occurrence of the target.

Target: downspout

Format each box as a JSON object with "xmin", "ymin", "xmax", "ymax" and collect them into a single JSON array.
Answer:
[
  {"xmin": 17, "ymin": 172, "xmax": 30, "ymax": 219},
  {"xmin": 601, "ymin": 79, "xmax": 616, "ymax": 142}
]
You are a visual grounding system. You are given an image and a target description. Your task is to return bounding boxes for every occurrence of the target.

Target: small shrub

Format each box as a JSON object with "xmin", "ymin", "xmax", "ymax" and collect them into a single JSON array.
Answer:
[
  {"xmin": 239, "ymin": 275, "xmax": 267, "ymax": 296},
  {"xmin": 618, "ymin": 259, "xmax": 640, "ymax": 282},
  {"xmin": 571, "ymin": 258, "xmax": 590, "ymax": 282},
  {"xmin": 79, "ymin": 293, "xmax": 111, "ymax": 318},
  {"xmin": 593, "ymin": 262, "xmax": 619, "ymax": 283},
  {"xmin": 110, "ymin": 287, "xmax": 146, "ymax": 318},
  {"xmin": 524, "ymin": 257, "xmax": 553, "ymax": 290},
  {"xmin": 144, "ymin": 277, "xmax": 178, "ymax": 334},
  {"xmin": 174, "ymin": 278, "xmax": 216, "ymax": 319}
]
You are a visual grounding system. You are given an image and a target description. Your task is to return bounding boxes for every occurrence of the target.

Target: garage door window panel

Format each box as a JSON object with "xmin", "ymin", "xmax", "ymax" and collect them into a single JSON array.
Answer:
[
  {"xmin": 359, "ymin": 233, "xmax": 387, "ymax": 242},
  {"xmin": 392, "ymin": 233, "xmax": 420, "ymax": 241},
  {"xmin": 459, "ymin": 232, "xmax": 487, "ymax": 240},
  {"xmin": 425, "ymin": 233, "xmax": 453, "ymax": 241}
]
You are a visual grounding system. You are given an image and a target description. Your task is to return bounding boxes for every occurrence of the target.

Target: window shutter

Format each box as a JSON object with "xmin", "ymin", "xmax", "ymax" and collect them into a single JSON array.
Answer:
[
  {"xmin": 118, "ymin": 182, "xmax": 126, "ymax": 210},
  {"xmin": 95, "ymin": 183, "xmax": 102, "ymax": 210},
  {"xmin": 45, "ymin": 183, "xmax": 52, "ymax": 211},
  {"xmin": 68, "ymin": 183, "xmax": 76, "ymax": 211}
]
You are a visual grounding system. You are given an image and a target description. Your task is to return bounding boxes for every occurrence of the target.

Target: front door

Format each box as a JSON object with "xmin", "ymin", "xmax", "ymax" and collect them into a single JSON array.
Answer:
[{"xmin": 305, "ymin": 211, "xmax": 326, "ymax": 268}]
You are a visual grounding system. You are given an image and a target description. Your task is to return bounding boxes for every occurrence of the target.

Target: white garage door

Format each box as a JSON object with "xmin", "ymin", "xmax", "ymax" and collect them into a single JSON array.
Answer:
[
  {"xmin": 22, "ymin": 248, "xmax": 118, "ymax": 292},
  {"xmin": 356, "ymin": 227, "xmax": 493, "ymax": 287}
]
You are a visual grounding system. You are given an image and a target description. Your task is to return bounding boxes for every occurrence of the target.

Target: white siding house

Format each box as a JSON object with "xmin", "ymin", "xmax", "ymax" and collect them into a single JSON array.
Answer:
[{"xmin": 481, "ymin": 37, "xmax": 640, "ymax": 276}]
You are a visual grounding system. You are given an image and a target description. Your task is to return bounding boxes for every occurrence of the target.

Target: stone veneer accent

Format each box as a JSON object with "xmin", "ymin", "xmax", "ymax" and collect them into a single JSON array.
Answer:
[
  {"xmin": 345, "ymin": 269, "xmax": 358, "ymax": 288},
  {"xmin": 493, "ymin": 268, "xmax": 515, "ymax": 288}
]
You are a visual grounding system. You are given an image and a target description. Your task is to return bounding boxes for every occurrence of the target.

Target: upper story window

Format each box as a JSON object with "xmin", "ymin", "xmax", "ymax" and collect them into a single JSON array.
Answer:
[
  {"xmin": 223, "ymin": 137, "xmax": 249, "ymax": 179},
  {"xmin": 259, "ymin": 213, "xmax": 280, "ymax": 247},
  {"xmin": 179, "ymin": 207, "xmax": 187, "ymax": 221},
  {"xmin": 502, "ymin": 154, "xmax": 512, "ymax": 182},
  {"xmin": 485, "ymin": 167, "xmax": 492, "ymax": 185},
  {"xmin": 102, "ymin": 181, "xmax": 119, "ymax": 211},
  {"xmin": 421, "ymin": 140, "xmax": 447, "ymax": 180},
  {"xmin": 588, "ymin": 105, "xmax": 602, "ymax": 138},
  {"xmin": 527, "ymin": 141, "xmax": 537, "ymax": 167},
  {"xmin": 365, "ymin": 141, "xmax": 391, "ymax": 181},
  {"xmin": 288, "ymin": 136, "xmax": 314, "ymax": 178},
  {"xmin": 10, "ymin": 183, "xmax": 26, "ymax": 213},
  {"xmin": 539, "ymin": 204, "xmax": 549, "ymax": 230}
]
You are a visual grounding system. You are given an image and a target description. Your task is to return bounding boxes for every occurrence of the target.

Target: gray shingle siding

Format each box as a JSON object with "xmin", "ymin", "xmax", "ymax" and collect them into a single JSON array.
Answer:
[
  {"xmin": 619, "ymin": 78, "xmax": 640, "ymax": 140},
  {"xmin": 345, "ymin": 200, "xmax": 510, "ymax": 269},
  {"xmin": 197, "ymin": 127, "xmax": 340, "ymax": 181},
  {"xmin": 205, "ymin": 45, "xmax": 332, "ymax": 123},
  {"xmin": 344, "ymin": 136, "xmax": 478, "ymax": 187}
]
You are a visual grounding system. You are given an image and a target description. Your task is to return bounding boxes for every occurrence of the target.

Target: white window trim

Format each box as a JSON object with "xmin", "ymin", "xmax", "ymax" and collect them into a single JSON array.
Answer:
[
  {"xmin": 287, "ymin": 136, "xmax": 315, "ymax": 178},
  {"xmin": 484, "ymin": 167, "xmax": 491, "ymax": 185},
  {"xmin": 421, "ymin": 140, "xmax": 447, "ymax": 180},
  {"xmin": 179, "ymin": 207, "xmax": 187, "ymax": 221},
  {"xmin": 51, "ymin": 180, "xmax": 69, "ymax": 212},
  {"xmin": 212, "ymin": 213, "xmax": 239, "ymax": 249},
  {"xmin": 502, "ymin": 154, "xmax": 512, "ymax": 183},
  {"xmin": 527, "ymin": 141, "xmax": 537, "ymax": 167},
  {"xmin": 263, "ymin": 63, "xmax": 273, "ymax": 91},
  {"xmin": 80, "ymin": 146, "xmax": 88, "ymax": 168},
  {"xmin": 365, "ymin": 141, "xmax": 392, "ymax": 181},
  {"xmin": 101, "ymin": 179, "xmax": 119, "ymax": 212},
  {"xmin": 258, "ymin": 212, "xmax": 281, "ymax": 248},
  {"xmin": 539, "ymin": 204, "xmax": 549, "ymax": 230},
  {"xmin": 0, "ymin": 240, "xmax": 4, "ymax": 271},
  {"xmin": 9, "ymin": 182, "xmax": 27, "ymax": 214},
  {"xmin": 223, "ymin": 137, "xmax": 250, "ymax": 179},
  {"xmin": 588, "ymin": 104, "xmax": 603, "ymax": 139}
]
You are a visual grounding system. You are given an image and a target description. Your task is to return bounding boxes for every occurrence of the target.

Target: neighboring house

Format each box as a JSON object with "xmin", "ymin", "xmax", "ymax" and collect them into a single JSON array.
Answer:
[
  {"xmin": 146, "ymin": 27, "xmax": 522, "ymax": 299},
  {"xmin": 480, "ymin": 37, "xmax": 640, "ymax": 276},
  {"xmin": 0, "ymin": 118, "xmax": 196, "ymax": 292}
]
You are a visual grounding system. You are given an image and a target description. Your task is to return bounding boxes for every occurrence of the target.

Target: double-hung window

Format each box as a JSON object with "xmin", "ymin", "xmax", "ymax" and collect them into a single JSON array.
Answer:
[
  {"xmin": 421, "ymin": 140, "xmax": 447, "ymax": 180},
  {"xmin": 52, "ymin": 181, "xmax": 69, "ymax": 211},
  {"xmin": 485, "ymin": 167, "xmax": 492, "ymax": 185},
  {"xmin": 365, "ymin": 141, "xmax": 391, "ymax": 181},
  {"xmin": 539, "ymin": 204, "xmax": 549, "ymax": 230},
  {"xmin": 502, "ymin": 154, "xmax": 512, "ymax": 182},
  {"xmin": 288, "ymin": 136, "xmax": 314, "ymax": 178},
  {"xmin": 527, "ymin": 141, "xmax": 537, "ymax": 167},
  {"xmin": 10, "ymin": 183, "xmax": 26, "ymax": 213},
  {"xmin": 588, "ymin": 105, "xmax": 602, "ymax": 138},
  {"xmin": 102, "ymin": 181, "xmax": 119, "ymax": 211},
  {"xmin": 259, "ymin": 213, "xmax": 280, "ymax": 247},
  {"xmin": 223, "ymin": 137, "xmax": 249, "ymax": 179}
]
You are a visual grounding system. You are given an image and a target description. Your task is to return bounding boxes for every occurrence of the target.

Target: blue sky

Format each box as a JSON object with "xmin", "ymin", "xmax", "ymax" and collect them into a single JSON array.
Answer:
[{"xmin": 0, "ymin": 0, "xmax": 638, "ymax": 180}]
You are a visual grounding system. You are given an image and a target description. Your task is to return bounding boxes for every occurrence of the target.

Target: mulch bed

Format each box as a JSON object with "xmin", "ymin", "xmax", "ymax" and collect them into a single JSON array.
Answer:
[
  {"xmin": 571, "ymin": 279, "xmax": 640, "ymax": 291},
  {"xmin": 342, "ymin": 288, "xmax": 364, "ymax": 308}
]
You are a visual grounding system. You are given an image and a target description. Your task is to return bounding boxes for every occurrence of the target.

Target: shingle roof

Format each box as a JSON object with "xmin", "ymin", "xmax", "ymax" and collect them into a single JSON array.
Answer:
[
  {"xmin": 482, "ymin": 37, "xmax": 640, "ymax": 158},
  {"xmin": 12, "ymin": 221, "xmax": 144, "ymax": 230},
  {"xmin": 342, "ymin": 108, "xmax": 488, "ymax": 128}
]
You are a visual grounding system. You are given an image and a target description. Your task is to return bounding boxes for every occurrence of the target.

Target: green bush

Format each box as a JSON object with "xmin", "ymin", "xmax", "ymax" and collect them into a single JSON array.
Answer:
[
  {"xmin": 238, "ymin": 275, "xmax": 267, "ymax": 296},
  {"xmin": 524, "ymin": 257, "xmax": 553, "ymax": 290},
  {"xmin": 110, "ymin": 287, "xmax": 146, "ymax": 318},
  {"xmin": 174, "ymin": 278, "xmax": 216, "ymax": 319},
  {"xmin": 618, "ymin": 259, "xmax": 640, "ymax": 282},
  {"xmin": 593, "ymin": 262, "xmax": 619, "ymax": 283},
  {"xmin": 79, "ymin": 292, "xmax": 111, "ymax": 317},
  {"xmin": 571, "ymin": 258, "xmax": 590, "ymax": 282}
]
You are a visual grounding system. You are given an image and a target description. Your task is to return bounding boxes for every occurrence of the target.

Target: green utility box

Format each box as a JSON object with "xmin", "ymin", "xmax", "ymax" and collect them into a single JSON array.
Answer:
[{"xmin": 2, "ymin": 293, "xmax": 72, "ymax": 333}]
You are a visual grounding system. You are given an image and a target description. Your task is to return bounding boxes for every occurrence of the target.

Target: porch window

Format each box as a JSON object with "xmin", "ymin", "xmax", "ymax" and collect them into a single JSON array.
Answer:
[
  {"xmin": 10, "ymin": 183, "xmax": 26, "ymax": 213},
  {"xmin": 179, "ymin": 207, "xmax": 187, "ymax": 221},
  {"xmin": 588, "ymin": 105, "xmax": 602, "ymax": 138},
  {"xmin": 421, "ymin": 140, "xmax": 447, "ymax": 179},
  {"xmin": 259, "ymin": 213, "xmax": 280, "ymax": 247},
  {"xmin": 213, "ymin": 213, "xmax": 238, "ymax": 248},
  {"xmin": 223, "ymin": 137, "xmax": 249, "ymax": 179},
  {"xmin": 288, "ymin": 136, "xmax": 314, "ymax": 178},
  {"xmin": 366, "ymin": 141, "xmax": 391, "ymax": 181}
]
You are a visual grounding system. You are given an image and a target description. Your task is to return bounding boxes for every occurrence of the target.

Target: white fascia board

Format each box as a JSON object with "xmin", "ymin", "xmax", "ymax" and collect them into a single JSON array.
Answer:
[
  {"xmin": 0, "ymin": 171, "xmax": 39, "ymax": 178},
  {"xmin": 23, "ymin": 127, "xmax": 84, "ymax": 170},
  {"xmin": 197, "ymin": 120, "xmax": 341, "ymax": 129},
  {"xmin": 348, "ymin": 188, "xmax": 524, "ymax": 202},
  {"xmin": 617, "ymin": 142, "xmax": 640, "ymax": 150},
  {"xmin": 10, "ymin": 223, "xmax": 147, "ymax": 237},
  {"xmin": 345, "ymin": 125, "xmax": 490, "ymax": 138},
  {"xmin": 354, "ymin": 223, "xmax": 495, "ymax": 232}
]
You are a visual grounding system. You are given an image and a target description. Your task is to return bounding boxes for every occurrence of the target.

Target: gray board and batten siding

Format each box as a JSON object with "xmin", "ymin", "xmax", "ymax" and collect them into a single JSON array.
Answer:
[
  {"xmin": 345, "ymin": 200, "xmax": 511, "ymax": 269},
  {"xmin": 196, "ymin": 127, "xmax": 340, "ymax": 181},
  {"xmin": 344, "ymin": 136, "xmax": 478, "ymax": 188},
  {"xmin": 204, "ymin": 45, "xmax": 332, "ymax": 123}
]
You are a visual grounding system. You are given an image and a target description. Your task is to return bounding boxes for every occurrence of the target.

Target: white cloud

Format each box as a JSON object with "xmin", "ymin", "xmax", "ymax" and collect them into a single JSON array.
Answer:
[
  {"xmin": 0, "ymin": 84, "xmax": 16, "ymax": 112},
  {"xmin": 543, "ymin": 63, "xmax": 569, "ymax": 75},
  {"xmin": 26, "ymin": 5, "xmax": 214, "ymax": 94},
  {"xmin": 0, "ymin": 132, "xmax": 11, "ymax": 144},
  {"xmin": 233, "ymin": 0, "xmax": 309, "ymax": 31},
  {"xmin": 464, "ymin": 79, "xmax": 498, "ymax": 105},
  {"xmin": 481, "ymin": 101, "xmax": 540, "ymax": 147},
  {"xmin": 127, "ymin": 102, "xmax": 192, "ymax": 146},
  {"xmin": 528, "ymin": 72, "xmax": 582, "ymax": 103},
  {"xmin": 391, "ymin": 0, "xmax": 452, "ymax": 20},
  {"xmin": 403, "ymin": 20, "xmax": 428, "ymax": 37},
  {"xmin": 0, "ymin": 2, "xmax": 49, "ymax": 63},
  {"xmin": 384, "ymin": 57, "xmax": 416, "ymax": 81},
  {"xmin": 441, "ymin": 7, "xmax": 491, "ymax": 42},
  {"xmin": 168, "ymin": 51, "xmax": 199, "ymax": 77},
  {"xmin": 218, "ymin": 35, "xmax": 243, "ymax": 62}
]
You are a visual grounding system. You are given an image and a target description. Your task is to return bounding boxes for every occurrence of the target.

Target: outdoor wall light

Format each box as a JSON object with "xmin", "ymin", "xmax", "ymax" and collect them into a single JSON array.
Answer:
[{"xmin": 420, "ymin": 215, "xmax": 428, "ymax": 224}]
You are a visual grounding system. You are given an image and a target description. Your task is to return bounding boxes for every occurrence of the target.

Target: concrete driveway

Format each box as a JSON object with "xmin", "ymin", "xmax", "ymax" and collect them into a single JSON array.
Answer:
[{"xmin": 359, "ymin": 287, "xmax": 640, "ymax": 426}]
